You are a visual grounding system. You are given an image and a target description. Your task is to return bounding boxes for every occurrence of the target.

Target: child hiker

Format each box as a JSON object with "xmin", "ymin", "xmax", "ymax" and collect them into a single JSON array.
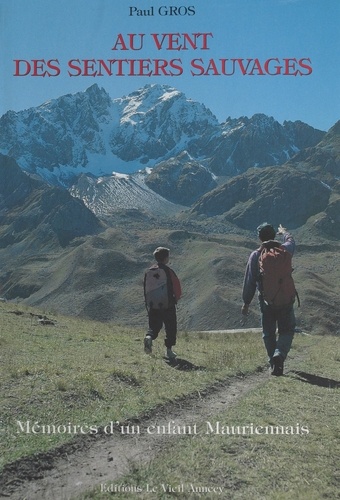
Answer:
[{"xmin": 143, "ymin": 247, "xmax": 182, "ymax": 361}]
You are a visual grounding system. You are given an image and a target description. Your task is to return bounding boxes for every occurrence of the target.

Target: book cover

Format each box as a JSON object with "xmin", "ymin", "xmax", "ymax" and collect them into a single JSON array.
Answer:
[{"xmin": 0, "ymin": 1, "xmax": 339, "ymax": 499}]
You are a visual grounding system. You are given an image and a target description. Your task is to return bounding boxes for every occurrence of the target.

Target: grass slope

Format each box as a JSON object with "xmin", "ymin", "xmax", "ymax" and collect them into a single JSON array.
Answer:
[
  {"xmin": 83, "ymin": 335, "xmax": 340, "ymax": 500},
  {"xmin": 0, "ymin": 301, "xmax": 266, "ymax": 470},
  {"xmin": 1, "ymin": 223, "xmax": 339, "ymax": 335},
  {"xmin": 1, "ymin": 302, "xmax": 338, "ymax": 499}
]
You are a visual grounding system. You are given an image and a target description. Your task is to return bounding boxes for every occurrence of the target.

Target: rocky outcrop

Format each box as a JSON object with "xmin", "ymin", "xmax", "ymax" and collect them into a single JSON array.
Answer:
[
  {"xmin": 192, "ymin": 166, "xmax": 331, "ymax": 230},
  {"xmin": 0, "ymin": 154, "xmax": 102, "ymax": 249},
  {"xmin": 144, "ymin": 152, "xmax": 217, "ymax": 205}
]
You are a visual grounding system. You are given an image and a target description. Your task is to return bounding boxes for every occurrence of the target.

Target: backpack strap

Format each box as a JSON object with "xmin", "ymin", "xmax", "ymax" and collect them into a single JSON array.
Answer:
[
  {"xmin": 143, "ymin": 271, "xmax": 148, "ymax": 310},
  {"xmin": 260, "ymin": 240, "xmax": 281, "ymax": 251}
]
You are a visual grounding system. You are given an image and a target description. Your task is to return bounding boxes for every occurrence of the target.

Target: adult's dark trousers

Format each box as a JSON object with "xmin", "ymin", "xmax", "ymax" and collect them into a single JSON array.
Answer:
[
  {"xmin": 147, "ymin": 306, "xmax": 177, "ymax": 348},
  {"xmin": 260, "ymin": 300, "xmax": 296, "ymax": 361}
]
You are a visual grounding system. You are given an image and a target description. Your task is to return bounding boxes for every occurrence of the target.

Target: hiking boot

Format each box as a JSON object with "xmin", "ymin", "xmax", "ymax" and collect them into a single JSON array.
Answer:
[
  {"xmin": 166, "ymin": 348, "xmax": 177, "ymax": 361},
  {"xmin": 144, "ymin": 336, "xmax": 152, "ymax": 354},
  {"xmin": 271, "ymin": 355, "xmax": 284, "ymax": 376}
]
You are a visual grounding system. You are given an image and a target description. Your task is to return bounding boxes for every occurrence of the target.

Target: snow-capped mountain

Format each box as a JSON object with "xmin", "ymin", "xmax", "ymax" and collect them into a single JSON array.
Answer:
[
  {"xmin": 0, "ymin": 84, "xmax": 325, "ymax": 187},
  {"xmin": 204, "ymin": 114, "xmax": 325, "ymax": 175},
  {"xmin": 0, "ymin": 84, "xmax": 218, "ymax": 184},
  {"xmin": 0, "ymin": 85, "xmax": 115, "ymax": 182},
  {"xmin": 108, "ymin": 85, "xmax": 218, "ymax": 163}
]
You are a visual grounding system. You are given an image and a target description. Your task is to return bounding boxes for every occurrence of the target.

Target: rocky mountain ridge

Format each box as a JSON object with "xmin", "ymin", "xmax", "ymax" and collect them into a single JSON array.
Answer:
[
  {"xmin": 191, "ymin": 166, "xmax": 331, "ymax": 230},
  {"xmin": 0, "ymin": 154, "xmax": 101, "ymax": 252},
  {"xmin": 0, "ymin": 84, "xmax": 325, "ymax": 186}
]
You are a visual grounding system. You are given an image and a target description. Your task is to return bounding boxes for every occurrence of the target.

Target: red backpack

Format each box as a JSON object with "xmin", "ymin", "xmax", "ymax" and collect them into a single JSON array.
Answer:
[{"xmin": 258, "ymin": 242, "xmax": 299, "ymax": 309}]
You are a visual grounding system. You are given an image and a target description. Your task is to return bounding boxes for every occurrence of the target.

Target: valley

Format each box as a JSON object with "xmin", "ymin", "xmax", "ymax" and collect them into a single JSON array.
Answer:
[{"xmin": 0, "ymin": 83, "xmax": 339, "ymax": 336}]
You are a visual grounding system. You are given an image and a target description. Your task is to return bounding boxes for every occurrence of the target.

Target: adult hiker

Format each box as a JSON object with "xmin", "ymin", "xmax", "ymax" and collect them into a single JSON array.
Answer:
[
  {"xmin": 143, "ymin": 247, "xmax": 182, "ymax": 361},
  {"xmin": 241, "ymin": 223, "xmax": 298, "ymax": 376}
]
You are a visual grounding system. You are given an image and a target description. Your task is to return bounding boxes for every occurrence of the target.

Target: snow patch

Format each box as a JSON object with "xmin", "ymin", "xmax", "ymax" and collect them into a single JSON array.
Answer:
[{"xmin": 111, "ymin": 172, "xmax": 130, "ymax": 180}]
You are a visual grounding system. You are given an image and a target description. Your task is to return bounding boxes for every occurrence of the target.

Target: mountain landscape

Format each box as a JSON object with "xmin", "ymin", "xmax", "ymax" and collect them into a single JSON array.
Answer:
[
  {"xmin": 0, "ymin": 83, "xmax": 326, "ymax": 184},
  {"xmin": 0, "ymin": 84, "xmax": 339, "ymax": 335}
]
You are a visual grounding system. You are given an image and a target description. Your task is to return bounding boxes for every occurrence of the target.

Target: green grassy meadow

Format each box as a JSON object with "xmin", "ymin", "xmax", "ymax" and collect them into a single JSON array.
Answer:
[
  {"xmin": 0, "ymin": 301, "xmax": 339, "ymax": 500},
  {"xmin": 82, "ymin": 334, "xmax": 340, "ymax": 500},
  {"xmin": 0, "ymin": 301, "xmax": 265, "ymax": 470}
]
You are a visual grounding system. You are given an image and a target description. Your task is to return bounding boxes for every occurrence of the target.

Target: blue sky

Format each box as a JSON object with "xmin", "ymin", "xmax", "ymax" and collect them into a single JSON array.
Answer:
[{"xmin": 0, "ymin": 0, "xmax": 339, "ymax": 131}]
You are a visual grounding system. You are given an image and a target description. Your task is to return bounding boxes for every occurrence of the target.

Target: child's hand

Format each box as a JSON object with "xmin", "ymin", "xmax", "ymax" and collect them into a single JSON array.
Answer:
[
  {"xmin": 277, "ymin": 224, "xmax": 287, "ymax": 235},
  {"xmin": 241, "ymin": 304, "xmax": 249, "ymax": 316}
]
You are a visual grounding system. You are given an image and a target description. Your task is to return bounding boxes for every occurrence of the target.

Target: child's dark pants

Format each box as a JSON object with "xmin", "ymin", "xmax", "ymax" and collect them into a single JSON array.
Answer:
[{"xmin": 147, "ymin": 306, "xmax": 177, "ymax": 348}]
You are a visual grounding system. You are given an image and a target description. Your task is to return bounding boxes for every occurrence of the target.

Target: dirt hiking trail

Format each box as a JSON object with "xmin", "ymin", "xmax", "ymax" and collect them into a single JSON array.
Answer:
[{"xmin": 0, "ymin": 365, "xmax": 273, "ymax": 499}]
